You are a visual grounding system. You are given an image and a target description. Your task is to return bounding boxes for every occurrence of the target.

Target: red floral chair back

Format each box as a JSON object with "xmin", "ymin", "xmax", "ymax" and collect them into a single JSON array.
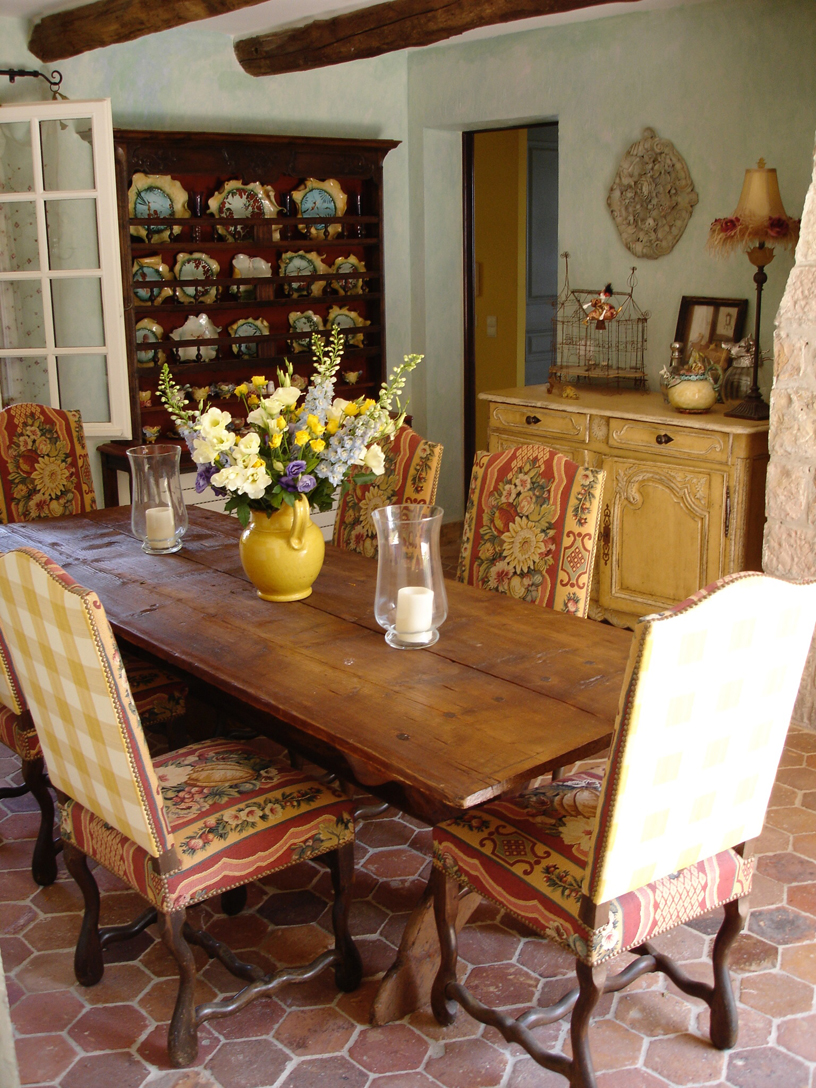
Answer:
[
  {"xmin": 0, "ymin": 403, "xmax": 97, "ymax": 523},
  {"xmin": 333, "ymin": 425, "xmax": 443, "ymax": 557},
  {"xmin": 457, "ymin": 445, "xmax": 605, "ymax": 616}
]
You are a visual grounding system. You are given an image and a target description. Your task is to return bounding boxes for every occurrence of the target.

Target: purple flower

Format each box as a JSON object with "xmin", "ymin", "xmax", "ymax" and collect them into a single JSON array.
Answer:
[
  {"xmin": 296, "ymin": 474, "xmax": 316, "ymax": 493},
  {"xmin": 279, "ymin": 475, "xmax": 298, "ymax": 492},
  {"xmin": 195, "ymin": 463, "xmax": 226, "ymax": 496},
  {"xmin": 286, "ymin": 460, "xmax": 307, "ymax": 475}
]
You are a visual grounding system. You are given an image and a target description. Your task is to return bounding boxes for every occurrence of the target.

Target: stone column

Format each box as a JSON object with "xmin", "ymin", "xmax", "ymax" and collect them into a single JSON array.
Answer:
[{"xmin": 765, "ymin": 140, "xmax": 816, "ymax": 729}]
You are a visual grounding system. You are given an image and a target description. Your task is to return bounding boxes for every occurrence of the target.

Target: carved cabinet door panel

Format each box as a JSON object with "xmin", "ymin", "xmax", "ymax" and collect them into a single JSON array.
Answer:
[{"xmin": 598, "ymin": 456, "xmax": 727, "ymax": 617}]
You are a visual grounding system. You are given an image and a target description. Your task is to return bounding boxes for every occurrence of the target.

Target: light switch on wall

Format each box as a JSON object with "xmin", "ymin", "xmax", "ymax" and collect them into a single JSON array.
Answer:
[{"xmin": 486, "ymin": 315, "xmax": 497, "ymax": 338}]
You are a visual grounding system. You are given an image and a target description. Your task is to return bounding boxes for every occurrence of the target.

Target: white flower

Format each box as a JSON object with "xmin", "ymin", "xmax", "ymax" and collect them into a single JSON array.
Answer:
[
  {"xmin": 326, "ymin": 397, "xmax": 350, "ymax": 423},
  {"xmin": 193, "ymin": 407, "xmax": 235, "ymax": 463},
  {"xmin": 363, "ymin": 443, "xmax": 385, "ymax": 475}
]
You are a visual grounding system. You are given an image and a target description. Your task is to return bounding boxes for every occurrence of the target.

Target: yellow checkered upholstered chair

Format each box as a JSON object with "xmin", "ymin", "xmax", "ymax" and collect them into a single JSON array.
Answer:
[
  {"xmin": 431, "ymin": 572, "xmax": 816, "ymax": 1088},
  {"xmin": 332, "ymin": 424, "xmax": 443, "ymax": 557},
  {"xmin": 0, "ymin": 548, "xmax": 362, "ymax": 1068},
  {"xmin": 0, "ymin": 403, "xmax": 189, "ymax": 743},
  {"xmin": 458, "ymin": 445, "xmax": 605, "ymax": 617}
]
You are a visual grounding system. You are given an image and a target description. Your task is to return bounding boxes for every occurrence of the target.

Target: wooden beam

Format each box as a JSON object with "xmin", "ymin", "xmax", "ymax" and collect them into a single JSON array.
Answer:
[
  {"xmin": 28, "ymin": 0, "xmax": 271, "ymax": 64},
  {"xmin": 235, "ymin": 0, "xmax": 640, "ymax": 77}
]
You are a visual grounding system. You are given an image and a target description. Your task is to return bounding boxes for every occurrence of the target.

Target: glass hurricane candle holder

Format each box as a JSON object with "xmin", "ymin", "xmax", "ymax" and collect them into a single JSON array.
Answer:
[
  {"xmin": 127, "ymin": 444, "xmax": 188, "ymax": 555},
  {"xmin": 371, "ymin": 504, "xmax": 448, "ymax": 649}
]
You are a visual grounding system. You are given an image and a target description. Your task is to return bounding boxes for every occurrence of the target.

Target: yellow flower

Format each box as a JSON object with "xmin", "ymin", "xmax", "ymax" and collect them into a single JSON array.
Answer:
[
  {"xmin": 310, "ymin": 438, "xmax": 326, "ymax": 452},
  {"xmin": 306, "ymin": 414, "xmax": 324, "ymax": 435},
  {"xmin": 326, "ymin": 419, "xmax": 340, "ymax": 435},
  {"xmin": 276, "ymin": 415, "xmax": 287, "ymax": 430},
  {"xmin": 270, "ymin": 433, "xmax": 282, "ymax": 448},
  {"xmin": 247, "ymin": 394, "xmax": 259, "ymax": 407},
  {"xmin": 344, "ymin": 402, "xmax": 360, "ymax": 416},
  {"xmin": 295, "ymin": 430, "xmax": 309, "ymax": 446},
  {"xmin": 234, "ymin": 383, "xmax": 248, "ymax": 397},
  {"xmin": 361, "ymin": 398, "xmax": 376, "ymax": 412},
  {"xmin": 251, "ymin": 375, "xmax": 267, "ymax": 387}
]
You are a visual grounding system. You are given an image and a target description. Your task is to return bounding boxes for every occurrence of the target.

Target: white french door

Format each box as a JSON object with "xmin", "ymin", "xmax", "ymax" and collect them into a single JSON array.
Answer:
[{"xmin": 0, "ymin": 98, "xmax": 130, "ymax": 437}]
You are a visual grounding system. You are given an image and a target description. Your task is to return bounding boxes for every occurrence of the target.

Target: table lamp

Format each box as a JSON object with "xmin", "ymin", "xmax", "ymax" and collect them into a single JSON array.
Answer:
[{"xmin": 707, "ymin": 160, "xmax": 799, "ymax": 420}]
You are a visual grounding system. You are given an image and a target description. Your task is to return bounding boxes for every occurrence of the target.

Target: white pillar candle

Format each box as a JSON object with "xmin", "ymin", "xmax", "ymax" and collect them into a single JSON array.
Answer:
[
  {"xmin": 395, "ymin": 586, "xmax": 434, "ymax": 643},
  {"xmin": 145, "ymin": 506, "xmax": 176, "ymax": 548}
]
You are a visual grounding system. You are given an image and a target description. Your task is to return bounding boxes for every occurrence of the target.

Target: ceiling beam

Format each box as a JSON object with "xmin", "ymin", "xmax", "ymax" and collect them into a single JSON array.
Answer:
[
  {"xmin": 235, "ymin": 0, "xmax": 639, "ymax": 77},
  {"xmin": 28, "ymin": 0, "xmax": 271, "ymax": 63}
]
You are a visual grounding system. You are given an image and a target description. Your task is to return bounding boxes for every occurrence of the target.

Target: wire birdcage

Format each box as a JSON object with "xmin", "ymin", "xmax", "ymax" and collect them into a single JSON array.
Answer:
[{"xmin": 550, "ymin": 253, "xmax": 649, "ymax": 389}]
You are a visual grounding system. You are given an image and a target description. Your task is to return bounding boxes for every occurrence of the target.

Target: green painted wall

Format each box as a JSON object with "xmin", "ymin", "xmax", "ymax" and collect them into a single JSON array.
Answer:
[
  {"xmin": 407, "ymin": 0, "xmax": 816, "ymax": 519},
  {"xmin": 3, "ymin": 0, "xmax": 815, "ymax": 520}
]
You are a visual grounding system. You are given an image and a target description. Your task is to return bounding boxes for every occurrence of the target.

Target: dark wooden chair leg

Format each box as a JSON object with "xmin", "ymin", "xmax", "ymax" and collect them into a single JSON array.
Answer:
[
  {"xmin": 569, "ymin": 960, "xmax": 608, "ymax": 1088},
  {"xmin": 22, "ymin": 756, "xmax": 57, "ymax": 886},
  {"xmin": 709, "ymin": 896, "xmax": 748, "ymax": 1049},
  {"xmin": 327, "ymin": 841, "xmax": 362, "ymax": 992},
  {"xmin": 62, "ymin": 840, "xmax": 104, "ymax": 986},
  {"xmin": 160, "ymin": 908, "xmax": 200, "ymax": 1068},
  {"xmin": 431, "ymin": 865, "xmax": 460, "ymax": 1026},
  {"xmin": 0, "ymin": 781, "xmax": 29, "ymax": 799},
  {"xmin": 220, "ymin": 886, "xmax": 247, "ymax": 917}
]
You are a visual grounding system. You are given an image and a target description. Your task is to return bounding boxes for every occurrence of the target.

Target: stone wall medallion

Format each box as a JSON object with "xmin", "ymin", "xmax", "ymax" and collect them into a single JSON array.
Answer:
[{"xmin": 607, "ymin": 128, "xmax": 698, "ymax": 259}]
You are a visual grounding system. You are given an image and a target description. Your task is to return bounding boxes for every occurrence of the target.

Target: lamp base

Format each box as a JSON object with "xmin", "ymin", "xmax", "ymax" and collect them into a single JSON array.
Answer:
[{"xmin": 723, "ymin": 395, "xmax": 770, "ymax": 421}]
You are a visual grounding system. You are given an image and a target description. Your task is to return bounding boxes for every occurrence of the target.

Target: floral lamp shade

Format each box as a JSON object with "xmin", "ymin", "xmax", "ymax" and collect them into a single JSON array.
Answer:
[
  {"xmin": 0, "ymin": 404, "xmax": 97, "ymax": 524},
  {"xmin": 707, "ymin": 159, "xmax": 799, "ymax": 256},
  {"xmin": 457, "ymin": 445, "xmax": 605, "ymax": 616}
]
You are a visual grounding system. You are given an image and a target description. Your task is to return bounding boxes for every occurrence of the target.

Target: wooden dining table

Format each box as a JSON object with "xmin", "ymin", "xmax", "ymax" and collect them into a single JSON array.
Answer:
[{"xmin": 0, "ymin": 504, "xmax": 634, "ymax": 1019}]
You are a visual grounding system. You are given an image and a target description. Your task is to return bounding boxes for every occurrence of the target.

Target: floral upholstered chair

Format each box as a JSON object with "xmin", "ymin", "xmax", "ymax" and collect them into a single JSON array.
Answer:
[
  {"xmin": 431, "ymin": 572, "xmax": 816, "ymax": 1088},
  {"xmin": 0, "ymin": 402, "xmax": 188, "ymax": 743},
  {"xmin": 457, "ymin": 445, "xmax": 604, "ymax": 616},
  {"xmin": 333, "ymin": 424, "xmax": 443, "ymax": 557},
  {"xmin": 0, "ymin": 547, "xmax": 362, "ymax": 1067},
  {"xmin": 0, "ymin": 402, "xmax": 97, "ymax": 523}
]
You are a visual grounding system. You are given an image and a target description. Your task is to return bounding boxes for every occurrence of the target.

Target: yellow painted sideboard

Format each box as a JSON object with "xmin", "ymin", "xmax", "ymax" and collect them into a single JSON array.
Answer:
[{"xmin": 481, "ymin": 387, "xmax": 769, "ymax": 626}]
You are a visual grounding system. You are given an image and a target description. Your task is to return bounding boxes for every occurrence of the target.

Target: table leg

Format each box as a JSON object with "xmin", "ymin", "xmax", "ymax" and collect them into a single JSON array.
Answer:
[{"xmin": 371, "ymin": 878, "xmax": 480, "ymax": 1024}]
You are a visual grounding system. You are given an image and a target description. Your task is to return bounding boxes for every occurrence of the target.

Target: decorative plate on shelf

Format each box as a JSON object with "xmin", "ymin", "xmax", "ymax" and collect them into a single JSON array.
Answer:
[
  {"xmin": 327, "ymin": 305, "xmax": 369, "ymax": 348},
  {"xmin": 228, "ymin": 316, "xmax": 270, "ymax": 357},
  {"xmin": 135, "ymin": 318, "xmax": 165, "ymax": 368},
  {"xmin": 173, "ymin": 252, "xmax": 221, "ymax": 304},
  {"xmin": 169, "ymin": 313, "xmax": 222, "ymax": 362},
  {"xmin": 230, "ymin": 253, "xmax": 272, "ymax": 298},
  {"xmin": 132, "ymin": 256, "xmax": 173, "ymax": 305},
  {"xmin": 288, "ymin": 310, "xmax": 325, "ymax": 352},
  {"xmin": 291, "ymin": 178, "xmax": 347, "ymax": 240},
  {"xmin": 330, "ymin": 255, "xmax": 366, "ymax": 295},
  {"xmin": 208, "ymin": 180, "xmax": 282, "ymax": 241},
  {"xmin": 279, "ymin": 251, "xmax": 329, "ymax": 298},
  {"xmin": 128, "ymin": 173, "xmax": 190, "ymax": 242}
]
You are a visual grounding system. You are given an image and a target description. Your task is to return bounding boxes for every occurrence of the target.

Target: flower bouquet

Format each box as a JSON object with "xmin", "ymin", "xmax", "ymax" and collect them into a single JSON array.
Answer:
[{"xmin": 158, "ymin": 327, "xmax": 422, "ymax": 528}]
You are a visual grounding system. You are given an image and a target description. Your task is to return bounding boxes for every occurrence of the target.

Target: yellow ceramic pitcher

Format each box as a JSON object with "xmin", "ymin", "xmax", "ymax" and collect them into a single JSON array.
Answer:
[{"xmin": 239, "ymin": 495, "xmax": 325, "ymax": 601}]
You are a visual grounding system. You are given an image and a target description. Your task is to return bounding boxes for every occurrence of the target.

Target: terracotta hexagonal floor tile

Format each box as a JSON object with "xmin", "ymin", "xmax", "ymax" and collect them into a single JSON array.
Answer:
[
  {"xmin": 791, "ymin": 832, "xmax": 816, "ymax": 861},
  {"xmin": 356, "ymin": 818, "xmax": 417, "ymax": 850},
  {"xmin": 11, "ymin": 987, "xmax": 85, "ymax": 1035},
  {"xmin": 22, "ymin": 911, "xmax": 81, "ymax": 952},
  {"xmin": 749, "ymin": 905, "xmax": 816, "ymax": 945},
  {"xmin": 136, "ymin": 1021, "xmax": 220, "ymax": 1071},
  {"xmin": 727, "ymin": 932, "xmax": 779, "ymax": 973},
  {"xmin": 138, "ymin": 975, "xmax": 217, "ymax": 1023},
  {"xmin": 407, "ymin": 1003, "xmax": 484, "ymax": 1042},
  {"xmin": 144, "ymin": 1071, "xmax": 222, "ymax": 1088},
  {"xmin": 349, "ymin": 1021, "xmax": 429, "ymax": 1073},
  {"xmin": 29, "ymin": 879, "xmax": 83, "ymax": 915},
  {"xmin": 738, "ymin": 969, "xmax": 814, "ymax": 1016},
  {"xmin": 594, "ymin": 1070, "xmax": 670, "ymax": 1088},
  {"xmin": 787, "ymin": 882, "xmax": 816, "ymax": 917},
  {"xmin": 1, "ymin": 935, "xmax": 32, "ymax": 972},
  {"xmin": 726, "ymin": 1044, "xmax": 811, "ymax": 1087},
  {"xmin": 67, "ymin": 1002, "xmax": 151, "ymax": 1053},
  {"xmin": 257, "ymin": 889, "xmax": 327, "ymax": 927},
  {"xmin": 776, "ymin": 1011, "xmax": 816, "ymax": 1062},
  {"xmin": 780, "ymin": 941, "xmax": 816, "ymax": 984},
  {"xmin": 424, "ymin": 1036, "xmax": 510, "ymax": 1088},
  {"xmin": 562, "ymin": 1020, "xmax": 644, "ymax": 1072},
  {"xmin": 516, "ymin": 938, "xmax": 576, "ymax": 979},
  {"xmin": 505, "ymin": 1054, "xmax": 571, "ymax": 1087},
  {"xmin": 647, "ymin": 924, "xmax": 707, "ymax": 963},
  {"xmin": 777, "ymin": 765, "xmax": 816, "ymax": 791},
  {"xmin": 273, "ymin": 1053, "xmax": 368, "ymax": 1088},
  {"xmin": 372, "ymin": 1073, "xmax": 444, "ymax": 1087},
  {"xmin": 696, "ymin": 1003, "xmax": 772, "ymax": 1048},
  {"xmin": 0, "ymin": 902, "xmax": 37, "ymax": 937},
  {"xmin": 13, "ymin": 948, "xmax": 75, "ymax": 993},
  {"xmin": 211, "ymin": 996, "xmax": 286, "ymax": 1041},
  {"xmin": 363, "ymin": 847, "xmax": 430, "ymax": 881},
  {"xmin": 465, "ymin": 961, "xmax": 540, "ymax": 1009},
  {"xmin": 15, "ymin": 1031, "xmax": 79, "ymax": 1085},
  {"xmin": 59, "ymin": 1048, "xmax": 152, "ymax": 1088},
  {"xmin": 757, "ymin": 852, "xmax": 816, "ymax": 885},
  {"xmin": 457, "ymin": 923, "xmax": 525, "ymax": 967},
  {"xmin": 643, "ymin": 1033, "xmax": 726, "ymax": 1085},
  {"xmin": 260, "ymin": 921, "xmax": 333, "ymax": 966},
  {"xmin": 275, "ymin": 1005, "xmax": 355, "ymax": 1055},
  {"xmin": 614, "ymin": 989, "xmax": 693, "ymax": 1037},
  {"xmin": 206, "ymin": 1036, "xmax": 291, "ymax": 1088},
  {"xmin": 786, "ymin": 730, "xmax": 816, "ymax": 755},
  {"xmin": 765, "ymin": 806, "xmax": 816, "ymax": 837}
]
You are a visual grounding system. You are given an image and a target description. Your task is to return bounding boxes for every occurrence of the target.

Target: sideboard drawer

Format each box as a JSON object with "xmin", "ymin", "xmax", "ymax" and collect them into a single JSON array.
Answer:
[
  {"xmin": 607, "ymin": 417, "xmax": 730, "ymax": 463},
  {"xmin": 489, "ymin": 403, "xmax": 587, "ymax": 444}
]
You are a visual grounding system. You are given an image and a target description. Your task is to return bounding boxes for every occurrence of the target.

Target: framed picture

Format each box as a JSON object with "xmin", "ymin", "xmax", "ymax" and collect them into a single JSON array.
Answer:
[{"xmin": 674, "ymin": 296, "xmax": 748, "ymax": 363}]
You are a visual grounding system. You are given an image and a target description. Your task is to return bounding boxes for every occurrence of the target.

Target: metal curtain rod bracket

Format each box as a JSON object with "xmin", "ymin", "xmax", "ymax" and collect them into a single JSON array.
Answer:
[{"xmin": 1, "ymin": 68, "xmax": 63, "ymax": 92}]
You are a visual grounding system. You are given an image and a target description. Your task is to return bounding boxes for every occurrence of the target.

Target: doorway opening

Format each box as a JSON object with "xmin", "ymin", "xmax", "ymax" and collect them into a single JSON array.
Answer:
[{"xmin": 462, "ymin": 121, "xmax": 559, "ymax": 478}]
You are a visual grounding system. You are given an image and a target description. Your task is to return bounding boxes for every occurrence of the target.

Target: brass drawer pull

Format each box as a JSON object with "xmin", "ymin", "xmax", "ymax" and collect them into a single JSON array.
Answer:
[
  {"xmin": 525, "ymin": 415, "xmax": 541, "ymax": 425},
  {"xmin": 655, "ymin": 433, "xmax": 674, "ymax": 445}
]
